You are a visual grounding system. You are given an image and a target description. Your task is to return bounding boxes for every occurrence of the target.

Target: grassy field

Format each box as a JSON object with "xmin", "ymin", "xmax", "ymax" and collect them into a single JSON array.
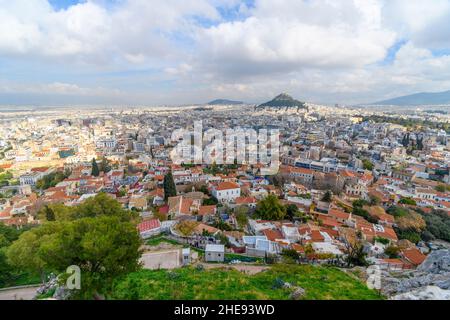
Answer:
[
  {"xmin": 111, "ymin": 264, "xmax": 383, "ymax": 300},
  {"xmin": 145, "ymin": 235, "xmax": 181, "ymax": 246}
]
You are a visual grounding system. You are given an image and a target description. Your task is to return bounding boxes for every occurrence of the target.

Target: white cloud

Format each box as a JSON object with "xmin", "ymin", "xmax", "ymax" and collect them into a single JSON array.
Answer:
[
  {"xmin": 196, "ymin": 0, "xmax": 396, "ymax": 78},
  {"xmin": 0, "ymin": 0, "xmax": 220, "ymax": 65},
  {"xmin": 1, "ymin": 0, "xmax": 450, "ymax": 105},
  {"xmin": 382, "ymin": 0, "xmax": 450, "ymax": 46},
  {"xmin": 164, "ymin": 63, "xmax": 193, "ymax": 76}
]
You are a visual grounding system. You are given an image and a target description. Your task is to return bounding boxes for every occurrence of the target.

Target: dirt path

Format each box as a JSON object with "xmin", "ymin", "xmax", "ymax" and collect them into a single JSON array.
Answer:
[
  {"xmin": 201, "ymin": 263, "xmax": 269, "ymax": 275},
  {"xmin": 0, "ymin": 286, "xmax": 39, "ymax": 300}
]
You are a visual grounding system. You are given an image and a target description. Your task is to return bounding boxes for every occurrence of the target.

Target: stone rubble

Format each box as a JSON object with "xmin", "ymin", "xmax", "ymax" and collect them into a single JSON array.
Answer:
[{"xmin": 380, "ymin": 250, "xmax": 450, "ymax": 300}]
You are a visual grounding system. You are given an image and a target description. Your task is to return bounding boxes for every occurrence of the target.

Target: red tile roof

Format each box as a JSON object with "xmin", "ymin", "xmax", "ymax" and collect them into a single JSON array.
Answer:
[
  {"xmin": 198, "ymin": 205, "xmax": 216, "ymax": 216},
  {"xmin": 158, "ymin": 205, "xmax": 169, "ymax": 214},
  {"xmin": 215, "ymin": 181, "xmax": 240, "ymax": 191},
  {"xmin": 235, "ymin": 197, "xmax": 256, "ymax": 205},
  {"xmin": 375, "ymin": 225, "xmax": 398, "ymax": 241},
  {"xmin": 31, "ymin": 167, "xmax": 49, "ymax": 173},
  {"xmin": 328, "ymin": 208, "xmax": 350, "ymax": 220},
  {"xmin": 310, "ymin": 230, "xmax": 325, "ymax": 242},
  {"xmin": 262, "ymin": 229, "xmax": 284, "ymax": 241},
  {"xmin": 402, "ymin": 247, "xmax": 426, "ymax": 266},
  {"xmin": 137, "ymin": 219, "xmax": 161, "ymax": 233}
]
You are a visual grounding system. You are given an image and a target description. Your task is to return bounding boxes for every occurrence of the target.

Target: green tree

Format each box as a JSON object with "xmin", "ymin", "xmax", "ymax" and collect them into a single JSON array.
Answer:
[
  {"xmin": 418, "ymin": 209, "xmax": 450, "ymax": 242},
  {"xmin": 7, "ymin": 222, "xmax": 62, "ymax": 283},
  {"xmin": 321, "ymin": 190, "xmax": 332, "ymax": 202},
  {"xmin": 42, "ymin": 205, "xmax": 56, "ymax": 221},
  {"xmin": 213, "ymin": 220, "xmax": 232, "ymax": 231},
  {"xmin": 216, "ymin": 233, "xmax": 230, "ymax": 248},
  {"xmin": 369, "ymin": 195, "xmax": 381, "ymax": 206},
  {"xmin": 255, "ymin": 194, "xmax": 286, "ymax": 221},
  {"xmin": 1, "ymin": 224, "xmax": 37, "ymax": 288},
  {"xmin": 40, "ymin": 193, "xmax": 136, "ymax": 223},
  {"xmin": 35, "ymin": 170, "xmax": 71, "ymax": 190},
  {"xmin": 73, "ymin": 193, "xmax": 137, "ymax": 222},
  {"xmin": 281, "ymin": 249, "xmax": 300, "ymax": 263},
  {"xmin": 0, "ymin": 224, "xmax": 21, "ymax": 245},
  {"xmin": 362, "ymin": 159, "xmax": 374, "ymax": 171},
  {"xmin": 401, "ymin": 133, "xmax": 410, "ymax": 147},
  {"xmin": 399, "ymin": 197, "xmax": 417, "ymax": 206},
  {"xmin": 285, "ymin": 204, "xmax": 299, "ymax": 220},
  {"xmin": 100, "ymin": 157, "xmax": 111, "ymax": 173},
  {"xmin": 117, "ymin": 188, "xmax": 127, "ymax": 197},
  {"xmin": 91, "ymin": 158, "xmax": 100, "ymax": 177},
  {"xmin": 435, "ymin": 184, "xmax": 450, "ymax": 193},
  {"xmin": 38, "ymin": 203, "xmax": 75, "ymax": 222},
  {"xmin": 163, "ymin": 171, "xmax": 177, "ymax": 200},
  {"xmin": 203, "ymin": 196, "xmax": 218, "ymax": 206},
  {"xmin": 235, "ymin": 207, "xmax": 249, "ymax": 229},
  {"xmin": 7, "ymin": 197, "xmax": 141, "ymax": 298},
  {"xmin": 343, "ymin": 237, "xmax": 368, "ymax": 267},
  {"xmin": 384, "ymin": 245, "xmax": 400, "ymax": 259}
]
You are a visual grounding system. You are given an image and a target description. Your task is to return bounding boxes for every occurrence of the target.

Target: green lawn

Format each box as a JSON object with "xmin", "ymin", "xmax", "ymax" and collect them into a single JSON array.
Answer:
[
  {"xmin": 145, "ymin": 236, "xmax": 205, "ymax": 256},
  {"xmin": 145, "ymin": 235, "xmax": 181, "ymax": 246},
  {"xmin": 111, "ymin": 264, "xmax": 383, "ymax": 300}
]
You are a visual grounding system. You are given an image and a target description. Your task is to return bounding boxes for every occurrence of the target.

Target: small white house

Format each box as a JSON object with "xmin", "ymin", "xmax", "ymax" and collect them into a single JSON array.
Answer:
[
  {"xmin": 205, "ymin": 244, "xmax": 225, "ymax": 262},
  {"xmin": 211, "ymin": 182, "xmax": 241, "ymax": 203},
  {"xmin": 182, "ymin": 248, "xmax": 191, "ymax": 266}
]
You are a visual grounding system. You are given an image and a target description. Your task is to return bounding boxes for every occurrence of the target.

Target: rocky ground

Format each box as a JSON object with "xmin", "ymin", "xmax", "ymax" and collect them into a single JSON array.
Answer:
[{"xmin": 380, "ymin": 250, "xmax": 450, "ymax": 300}]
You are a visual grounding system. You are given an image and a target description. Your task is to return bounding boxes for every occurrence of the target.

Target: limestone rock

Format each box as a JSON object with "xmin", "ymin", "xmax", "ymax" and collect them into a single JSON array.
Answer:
[
  {"xmin": 391, "ymin": 286, "xmax": 450, "ymax": 300},
  {"xmin": 381, "ymin": 250, "xmax": 450, "ymax": 299},
  {"xmin": 417, "ymin": 250, "xmax": 450, "ymax": 274},
  {"xmin": 290, "ymin": 287, "xmax": 306, "ymax": 300}
]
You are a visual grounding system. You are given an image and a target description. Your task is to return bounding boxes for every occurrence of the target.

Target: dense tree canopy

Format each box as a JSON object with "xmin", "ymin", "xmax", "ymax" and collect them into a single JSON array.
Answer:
[
  {"xmin": 235, "ymin": 206, "xmax": 249, "ymax": 229},
  {"xmin": 38, "ymin": 193, "xmax": 138, "ymax": 223},
  {"xmin": 255, "ymin": 194, "xmax": 286, "ymax": 221},
  {"xmin": 6, "ymin": 194, "xmax": 142, "ymax": 298},
  {"xmin": 36, "ymin": 170, "xmax": 71, "ymax": 190},
  {"xmin": 100, "ymin": 157, "xmax": 112, "ymax": 174},
  {"xmin": 285, "ymin": 204, "xmax": 299, "ymax": 220},
  {"xmin": 387, "ymin": 205, "xmax": 449, "ymax": 243},
  {"xmin": 321, "ymin": 190, "xmax": 332, "ymax": 202},
  {"xmin": 418, "ymin": 209, "xmax": 450, "ymax": 242}
]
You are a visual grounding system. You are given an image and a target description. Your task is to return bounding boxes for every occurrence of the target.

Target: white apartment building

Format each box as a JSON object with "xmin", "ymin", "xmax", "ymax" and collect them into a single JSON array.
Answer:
[
  {"xmin": 19, "ymin": 167, "xmax": 54, "ymax": 186},
  {"xmin": 211, "ymin": 182, "xmax": 241, "ymax": 203}
]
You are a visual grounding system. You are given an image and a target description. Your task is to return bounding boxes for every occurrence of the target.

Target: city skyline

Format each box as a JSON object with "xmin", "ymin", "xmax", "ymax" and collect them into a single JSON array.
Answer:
[{"xmin": 1, "ymin": 0, "xmax": 450, "ymax": 106}]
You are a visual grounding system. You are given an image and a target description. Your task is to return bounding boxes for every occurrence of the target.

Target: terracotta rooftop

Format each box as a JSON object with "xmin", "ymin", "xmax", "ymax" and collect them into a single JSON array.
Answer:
[{"xmin": 215, "ymin": 181, "xmax": 240, "ymax": 191}]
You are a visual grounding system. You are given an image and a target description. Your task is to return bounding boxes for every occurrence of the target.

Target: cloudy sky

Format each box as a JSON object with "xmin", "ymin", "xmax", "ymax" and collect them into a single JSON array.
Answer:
[{"xmin": 1, "ymin": 0, "xmax": 450, "ymax": 106}]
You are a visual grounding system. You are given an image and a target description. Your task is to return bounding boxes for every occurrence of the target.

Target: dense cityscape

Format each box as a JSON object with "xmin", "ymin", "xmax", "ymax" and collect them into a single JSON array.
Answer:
[
  {"xmin": 0, "ymin": 96, "xmax": 449, "ymax": 300},
  {"xmin": 1, "ymin": 0, "xmax": 450, "ymax": 308}
]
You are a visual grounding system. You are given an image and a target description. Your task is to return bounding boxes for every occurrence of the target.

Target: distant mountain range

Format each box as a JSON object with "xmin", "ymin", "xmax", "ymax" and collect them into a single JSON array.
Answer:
[
  {"xmin": 372, "ymin": 90, "xmax": 450, "ymax": 106},
  {"xmin": 207, "ymin": 99, "xmax": 244, "ymax": 105},
  {"xmin": 258, "ymin": 93, "xmax": 306, "ymax": 108}
]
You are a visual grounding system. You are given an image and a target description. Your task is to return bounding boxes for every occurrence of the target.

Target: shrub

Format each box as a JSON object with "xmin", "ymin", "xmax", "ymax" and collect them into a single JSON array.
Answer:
[{"xmin": 384, "ymin": 246, "xmax": 400, "ymax": 259}]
